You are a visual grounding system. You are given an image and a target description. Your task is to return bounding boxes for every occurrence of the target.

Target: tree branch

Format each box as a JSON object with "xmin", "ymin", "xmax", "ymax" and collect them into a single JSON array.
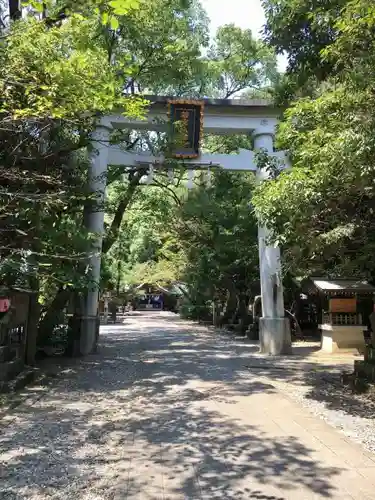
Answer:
[
  {"xmin": 102, "ymin": 167, "xmax": 148, "ymax": 254},
  {"xmin": 151, "ymin": 176, "xmax": 183, "ymax": 207}
]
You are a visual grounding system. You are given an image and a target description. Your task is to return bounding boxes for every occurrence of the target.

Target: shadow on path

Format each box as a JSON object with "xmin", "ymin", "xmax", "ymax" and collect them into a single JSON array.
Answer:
[{"xmin": 0, "ymin": 313, "xmax": 345, "ymax": 499}]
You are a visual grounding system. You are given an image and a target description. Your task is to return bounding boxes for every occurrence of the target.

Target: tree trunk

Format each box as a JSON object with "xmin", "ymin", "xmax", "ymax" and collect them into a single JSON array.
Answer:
[
  {"xmin": 26, "ymin": 293, "xmax": 40, "ymax": 365},
  {"xmin": 102, "ymin": 168, "xmax": 146, "ymax": 254},
  {"xmin": 38, "ymin": 168, "xmax": 146, "ymax": 347},
  {"xmin": 37, "ymin": 287, "xmax": 71, "ymax": 343},
  {"xmin": 252, "ymin": 295, "xmax": 262, "ymax": 318},
  {"xmin": 237, "ymin": 295, "xmax": 251, "ymax": 333},
  {"xmin": 66, "ymin": 292, "xmax": 84, "ymax": 357},
  {"xmin": 230, "ymin": 298, "xmax": 239, "ymax": 325},
  {"xmin": 25, "ymin": 201, "xmax": 41, "ymax": 364},
  {"xmin": 221, "ymin": 287, "xmax": 238, "ymax": 325},
  {"xmin": 369, "ymin": 312, "xmax": 375, "ymax": 348},
  {"xmin": 9, "ymin": 0, "xmax": 21, "ymax": 20},
  {"xmin": 212, "ymin": 301, "xmax": 217, "ymax": 326},
  {"xmin": 116, "ymin": 261, "xmax": 121, "ymax": 295}
]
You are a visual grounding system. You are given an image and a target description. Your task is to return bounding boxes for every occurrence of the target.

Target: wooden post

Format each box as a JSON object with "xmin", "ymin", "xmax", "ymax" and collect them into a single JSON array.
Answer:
[
  {"xmin": 25, "ymin": 291, "xmax": 40, "ymax": 365},
  {"xmin": 212, "ymin": 301, "xmax": 217, "ymax": 326},
  {"xmin": 370, "ymin": 311, "xmax": 375, "ymax": 348}
]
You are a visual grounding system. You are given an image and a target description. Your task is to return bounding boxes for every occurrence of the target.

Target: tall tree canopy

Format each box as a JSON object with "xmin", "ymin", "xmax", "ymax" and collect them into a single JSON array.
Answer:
[
  {"xmin": 106, "ymin": 170, "xmax": 259, "ymax": 326},
  {"xmin": 262, "ymin": 0, "xmax": 346, "ymax": 83},
  {"xmin": 0, "ymin": 0, "xmax": 207, "ymax": 354},
  {"xmin": 0, "ymin": 0, "xmax": 279, "ymax": 354},
  {"xmin": 254, "ymin": 0, "xmax": 375, "ymax": 280}
]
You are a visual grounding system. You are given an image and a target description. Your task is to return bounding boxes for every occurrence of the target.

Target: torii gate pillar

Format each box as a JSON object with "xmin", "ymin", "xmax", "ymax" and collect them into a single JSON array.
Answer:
[
  {"xmin": 80, "ymin": 124, "xmax": 109, "ymax": 356},
  {"xmin": 254, "ymin": 128, "xmax": 292, "ymax": 354}
]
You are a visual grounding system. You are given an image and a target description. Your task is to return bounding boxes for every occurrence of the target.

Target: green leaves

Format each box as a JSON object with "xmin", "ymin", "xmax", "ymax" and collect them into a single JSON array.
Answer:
[
  {"xmin": 101, "ymin": 11, "xmax": 110, "ymax": 24},
  {"xmin": 109, "ymin": 16, "xmax": 119, "ymax": 29},
  {"xmin": 105, "ymin": 167, "xmax": 259, "ymax": 311},
  {"xmin": 2, "ymin": 16, "xmax": 147, "ymax": 119},
  {"xmin": 114, "ymin": 0, "xmax": 209, "ymax": 95},
  {"xmin": 255, "ymin": 0, "xmax": 375, "ymax": 278},
  {"xmin": 20, "ymin": 0, "xmax": 141, "ymax": 29},
  {"xmin": 26, "ymin": 0, "xmax": 45, "ymax": 12},
  {"xmin": 109, "ymin": 0, "xmax": 140, "ymax": 15},
  {"xmin": 262, "ymin": 0, "xmax": 345, "ymax": 83},
  {"xmin": 189, "ymin": 24, "xmax": 277, "ymax": 99},
  {"xmin": 102, "ymin": 0, "xmax": 141, "ymax": 28},
  {"xmin": 253, "ymin": 83, "xmax": 375, "ymax": 276}
]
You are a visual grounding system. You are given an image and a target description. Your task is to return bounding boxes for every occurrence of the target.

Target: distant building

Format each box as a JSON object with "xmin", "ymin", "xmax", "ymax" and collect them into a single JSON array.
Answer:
[{"xmin": 132, "ymin": 282, "xmax": 186, "ymax": 311}]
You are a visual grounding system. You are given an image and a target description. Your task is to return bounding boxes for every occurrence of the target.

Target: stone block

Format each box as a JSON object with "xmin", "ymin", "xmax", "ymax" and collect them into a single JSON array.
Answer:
[
  {"xmin": 259, "ymin": 317, "xmax": 292, "ymax": 355},
  {"xmin": 320, "ymin": 324, "xmax": 365, "ymax": 354},
  {"xmin": 0, "ymin": 346, "xmax": 10, "ymax": 362},
  {"xmin": 0, "ymin": 358, "xmax": 23, "ymax": 382}
]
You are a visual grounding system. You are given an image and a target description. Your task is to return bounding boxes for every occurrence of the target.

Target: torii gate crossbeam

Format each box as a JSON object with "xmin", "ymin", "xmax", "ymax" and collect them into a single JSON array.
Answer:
[{"xmin": 80, "ymin": 96, "xmax": 292, "ymax": 356}]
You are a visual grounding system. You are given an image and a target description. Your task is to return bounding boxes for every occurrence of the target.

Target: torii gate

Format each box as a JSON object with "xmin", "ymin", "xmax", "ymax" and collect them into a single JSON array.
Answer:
[{"xmin": 81, "ymin": 96, "xmax": 292, "ymax": 356}]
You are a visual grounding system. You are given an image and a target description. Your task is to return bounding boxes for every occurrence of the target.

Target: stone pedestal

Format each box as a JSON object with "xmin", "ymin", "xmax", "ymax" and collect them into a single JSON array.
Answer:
[
  {"xmin": 259, "ymin": 318, "xmax": 292, "ymax": 355},
  {"xmin": 320, "ymin": 324, "xmax": 366, "ymax": 354}
]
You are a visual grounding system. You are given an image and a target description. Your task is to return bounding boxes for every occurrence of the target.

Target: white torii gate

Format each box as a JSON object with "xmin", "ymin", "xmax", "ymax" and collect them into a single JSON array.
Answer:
[{"xmin": 81, "ymin": 96, "xmax": 292, "ymax": 356}]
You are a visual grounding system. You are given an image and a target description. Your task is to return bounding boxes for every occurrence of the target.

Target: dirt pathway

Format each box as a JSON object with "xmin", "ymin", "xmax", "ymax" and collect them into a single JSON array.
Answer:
[{"xmin": 1, "ymin": 312, "xmax": 375, "ymax": 499}]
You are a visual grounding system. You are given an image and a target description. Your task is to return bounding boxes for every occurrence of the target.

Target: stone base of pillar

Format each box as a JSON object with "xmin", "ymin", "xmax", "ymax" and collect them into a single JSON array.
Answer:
[{"xmin": 259, "ymin": 318, "xmax": 292, "ymax": 355}]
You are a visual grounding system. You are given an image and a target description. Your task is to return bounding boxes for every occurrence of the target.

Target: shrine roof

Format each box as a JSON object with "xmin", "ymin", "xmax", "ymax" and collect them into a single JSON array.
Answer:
[
  {"xmin": 133, "ymin": 282, "xmax": 186, "ymax": 296},
  {"xmin": 302, "ymin": 277, "xmax": 375, "ymax": 295}
]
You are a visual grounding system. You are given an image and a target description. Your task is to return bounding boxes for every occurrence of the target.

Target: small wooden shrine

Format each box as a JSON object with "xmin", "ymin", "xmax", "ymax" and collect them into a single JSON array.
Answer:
[
  {"xmin": 301, "ymin": 278, "xmax": 375, "ymax": 353},
  {"xmin": 132, "ymin": 282, "xmax": 185, "ymax": 311},
  {"xmin": 134, "ymin": 284, "xmax": 164, "ymax": 310}
]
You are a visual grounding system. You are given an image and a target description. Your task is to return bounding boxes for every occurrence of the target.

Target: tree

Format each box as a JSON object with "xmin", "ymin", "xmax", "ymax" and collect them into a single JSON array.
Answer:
[
  {"xmin": 178, "ymin": 171, "xmax": 259, "ymax": 325},
  {"xmin": 253, "ymin": 0, "xmax": 375, "ymax": 281},
  {"xmin": 262, "ymin": 0, "xmax": 346, "ymax": 83},
  {"xmin": 154, "ymin": 23, "xmax": 277, "ymax": 98},
  {"xmin": 0, "ymin": 0, "xmax": 150, "ymax": 359},
  {"xmin": 115, "ymin": 168, "xmax": 259, "ymax": 329},
  {"xmin": 197, "ymin": 24, "xmax": 277, "ymax": 98},
  {"xmin": 115, "ymin": 0, "xmax": 209, "ymax": 94},
  {"xmin": 104, "ymin": 179, "xmax": 186, "ymax": 290}
]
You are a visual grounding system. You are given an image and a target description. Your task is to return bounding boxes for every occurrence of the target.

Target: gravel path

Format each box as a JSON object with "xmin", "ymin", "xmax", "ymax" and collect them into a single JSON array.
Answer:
[{"xmin": 1, "ymin": 312, "xmax": 375, "ymax": 499}]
